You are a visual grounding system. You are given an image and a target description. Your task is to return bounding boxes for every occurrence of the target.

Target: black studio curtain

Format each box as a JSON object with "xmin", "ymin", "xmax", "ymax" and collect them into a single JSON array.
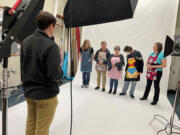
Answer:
[{"xmin": 63, "ymin": 0, "xmax": 138, "ymax": 28}]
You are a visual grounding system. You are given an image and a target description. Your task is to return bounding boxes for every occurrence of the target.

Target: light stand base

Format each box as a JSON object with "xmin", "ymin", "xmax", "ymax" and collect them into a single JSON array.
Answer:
[{"xmin": 149, "ymin": 114, "xmax": 180, "ymax": 135}]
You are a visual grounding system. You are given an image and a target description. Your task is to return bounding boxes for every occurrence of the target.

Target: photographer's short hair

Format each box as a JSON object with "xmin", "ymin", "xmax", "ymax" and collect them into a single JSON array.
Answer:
[
  {"xmin": 36, "ymin": 11, "xmax": 57, "ymax": 30},
  {"xmin": 155, "ymin": 42, "xmax": 163, "ymax": 53},
  {"xmin": 124, "ymin": 46, "xmax": 133, "ymax": 52}
]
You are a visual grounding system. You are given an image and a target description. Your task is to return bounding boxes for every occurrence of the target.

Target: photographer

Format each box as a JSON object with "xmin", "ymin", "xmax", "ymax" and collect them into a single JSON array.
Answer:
[{"xmin": 21, "ymin": 11, "xmax": 62, "ymax": 135}]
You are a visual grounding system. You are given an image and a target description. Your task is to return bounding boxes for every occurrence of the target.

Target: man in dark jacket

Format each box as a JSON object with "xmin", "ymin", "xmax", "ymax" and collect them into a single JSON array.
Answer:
[
  {"xmin": 21, "ymin": 11, "xmax": 62, "ymax": 135},
  {"xmin": 119, "ymin": 46, "xmax": 144, "ymax": 98},
  {"xmin": 94, "ymin": 41, "xmax": 110, "ymax": 92}
]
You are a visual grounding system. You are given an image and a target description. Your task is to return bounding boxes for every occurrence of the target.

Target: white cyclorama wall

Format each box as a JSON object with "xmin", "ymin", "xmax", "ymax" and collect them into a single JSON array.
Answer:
[{"xmin": 75, "ymin": 0, "xmax": 179, "ymax": 94}]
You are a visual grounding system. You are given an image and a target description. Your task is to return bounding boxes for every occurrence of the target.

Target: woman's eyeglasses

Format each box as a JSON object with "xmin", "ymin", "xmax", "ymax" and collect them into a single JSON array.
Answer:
[{"xmin": 114, "ymin": 48, "xmax": 120, "ymax": 50}]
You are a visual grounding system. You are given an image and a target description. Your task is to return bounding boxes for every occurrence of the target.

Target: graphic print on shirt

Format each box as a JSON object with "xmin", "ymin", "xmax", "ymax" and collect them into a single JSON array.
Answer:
[
  {"xmin": 126, "ymin": 58, "xmax": 138, "ymax": 79},
  {"xmin": 108, "ymin": 56, "xmax": 122, "ymax": 79},
  {"xmin": 95, "ymin": 51, "xmax": 107, "ymax": 71},
  {"xmin": 146, "ymin": 55, "xmax": 158, "ymax": 80},
  {"xmin": 111, "ymin": 57, "xmax": 120, "ymax": 65}
]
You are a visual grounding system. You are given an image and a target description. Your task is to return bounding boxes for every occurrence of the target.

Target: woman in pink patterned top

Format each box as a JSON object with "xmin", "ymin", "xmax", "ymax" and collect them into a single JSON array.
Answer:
[{"xmin": 108, "ymin": 45, "xmax": 125, "ymax": 94}]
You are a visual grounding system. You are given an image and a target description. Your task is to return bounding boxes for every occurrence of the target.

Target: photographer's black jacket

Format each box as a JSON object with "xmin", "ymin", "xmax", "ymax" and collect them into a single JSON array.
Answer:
[{"xmin": 21, "ymin": 29, "xmax": 62, "ymax": 100}]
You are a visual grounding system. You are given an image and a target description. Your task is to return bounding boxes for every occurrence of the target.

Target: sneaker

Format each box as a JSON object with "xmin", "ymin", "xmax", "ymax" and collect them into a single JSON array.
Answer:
[
  {"xmin": 95, "ymin": 86, "xmax": 100, "ymax": 90},
  {"xmin": 130, "ymin": 95, "xmax": 135, "ymax": 99},
  {"xmin": 140, "ymin": 97, "xmax": 147, "ymax": 100},
  {"xmin": 119, "ymin": 92, "xmax": 126, "ymax": 96},
  {"xmin": 85, "ymin": 85, "xmax": 89, "ymax": 88},
  {"xmin": 151, "ymin": 101, "xmax": 157, "ymax": 105},
  {"xmin": 102, "ymin": 88, "xmax": 105, "ymax": 92},
  {"xmin": 81, "ymin": 85, "xmax": 85, "ymax": 88}
]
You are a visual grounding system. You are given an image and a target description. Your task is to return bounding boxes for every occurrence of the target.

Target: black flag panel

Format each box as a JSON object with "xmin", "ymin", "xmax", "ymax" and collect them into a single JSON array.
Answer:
[{"xmin": 63, "ymin": 0, "xmax": 138, "ymax": 28}]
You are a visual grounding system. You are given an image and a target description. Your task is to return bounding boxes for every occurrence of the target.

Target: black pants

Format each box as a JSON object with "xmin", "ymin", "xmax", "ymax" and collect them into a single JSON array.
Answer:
[{"xmin": 143, "ymin": 71, "xmax": 162, "ymax": 102}]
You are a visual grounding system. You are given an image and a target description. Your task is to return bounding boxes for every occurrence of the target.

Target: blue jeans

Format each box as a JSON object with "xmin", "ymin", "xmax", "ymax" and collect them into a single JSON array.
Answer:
[
  {"xmin": 110, "ymin": 79, "xmax": 119, "ymax": 91},
  {"xmin": 82, "ymin": 72, "xmax": 90, "ymax": 85},
  {"xmin": 122, "ymin": 81, "xmax": 137, "ymax": 95}
]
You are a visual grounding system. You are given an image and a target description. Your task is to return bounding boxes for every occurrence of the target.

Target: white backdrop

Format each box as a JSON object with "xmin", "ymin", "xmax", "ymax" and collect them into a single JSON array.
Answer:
[{"xmin": 74, "ymin": 0, "xmax": 179, "ymax": 95}]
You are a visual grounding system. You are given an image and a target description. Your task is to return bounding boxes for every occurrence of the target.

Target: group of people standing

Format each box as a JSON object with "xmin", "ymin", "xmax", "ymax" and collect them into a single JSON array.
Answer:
[
  {"xmin": 80, "ymin": 40, "xmax": 166, "ymax": 105},
  {"xmin": 19, "ymin": 11, "xmax": 167, "ymax": 135}
]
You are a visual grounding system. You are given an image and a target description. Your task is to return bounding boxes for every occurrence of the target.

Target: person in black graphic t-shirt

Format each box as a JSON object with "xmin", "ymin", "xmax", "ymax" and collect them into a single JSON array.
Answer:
[
  {"xmin": 94, "ymin": 41, "xmax": 110, "ymax": 92},
  {"xmin": 119, "ymin": 46, "xmax": 144, "ymax": 98}
]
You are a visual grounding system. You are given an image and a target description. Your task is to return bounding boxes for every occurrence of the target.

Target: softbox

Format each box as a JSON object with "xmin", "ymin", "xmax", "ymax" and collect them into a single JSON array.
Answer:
[
  {"xmin": 0, "ymin": 0, "xmax": 44, "ymax": 58},
  {"xmin": 64, "ymin": 0, "xmax": 138, "ymax": 28},
  {"xmin": 164, "ymin": 35, "xmax": 174, "ymax": 57}
]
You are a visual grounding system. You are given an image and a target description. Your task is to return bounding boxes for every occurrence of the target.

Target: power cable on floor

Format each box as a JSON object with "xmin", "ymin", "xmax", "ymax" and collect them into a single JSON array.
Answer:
[{"xmin": 150, "ymin": 114, "xmax": 180, "ymax": 135}]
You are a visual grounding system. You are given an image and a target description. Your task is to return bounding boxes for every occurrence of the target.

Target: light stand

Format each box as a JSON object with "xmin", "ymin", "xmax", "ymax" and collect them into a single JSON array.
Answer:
[
  {"xmin": 169, "ymin": 78, "xmax": 180, "ymax": 134},
  {"xmin": 149, "ymin": 91, "xmax": 180, "ymax": 135},
  {"xmin": 1, "ymin": 58, "xmax": 10, "ymax": 135},
  {"xmin": 0, "ymin": 0, "xmax": 44, "ymax": 135}
]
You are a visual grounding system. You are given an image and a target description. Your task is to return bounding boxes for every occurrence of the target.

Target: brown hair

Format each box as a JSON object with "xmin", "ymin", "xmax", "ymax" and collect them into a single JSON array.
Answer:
[
  {"xmin": 36, "ymin": 11, "xmax": 57, "ymax": 30},
  {"xmin": 101, "ymin": 41, "xmax": 107, "ymax": 45},
  {"xmin": 155, "ymin": 42, "xmax": 163, "ymax": 53},
  {"xmin": 124, "ymin": 46, "xmax": 133, "ymax": 52},
  {"xmin": 82, "ymin": 40, "xmax": 90, "ymax": 50}
]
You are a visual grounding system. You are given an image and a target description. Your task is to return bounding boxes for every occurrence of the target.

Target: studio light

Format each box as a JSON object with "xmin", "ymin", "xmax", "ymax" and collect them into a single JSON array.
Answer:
[{"xmin": 174, "ymin": 42, "xmax": 180, "ymax": 54}]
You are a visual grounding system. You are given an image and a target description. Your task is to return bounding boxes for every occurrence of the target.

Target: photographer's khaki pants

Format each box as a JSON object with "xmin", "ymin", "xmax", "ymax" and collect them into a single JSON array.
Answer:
[{"xmin": 26, "ymin": 96, "xmax": 58, "ymax": 135}]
